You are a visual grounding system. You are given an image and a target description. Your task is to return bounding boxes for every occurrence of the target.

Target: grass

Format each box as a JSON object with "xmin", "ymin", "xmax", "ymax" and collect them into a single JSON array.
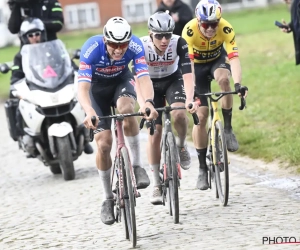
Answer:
[{"xmin": 1, "ymin": 4, "xmax": 299, "ymax": 171}]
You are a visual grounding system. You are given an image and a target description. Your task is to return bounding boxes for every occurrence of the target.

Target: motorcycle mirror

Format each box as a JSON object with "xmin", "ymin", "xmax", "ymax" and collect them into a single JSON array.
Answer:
[
  {"xmin": 73, "ymin": 49, "xmax": 81, "ymax": 60},
  {"xmin": 0, "ymin": 63, "xmax": 11, "ymax": 74}
]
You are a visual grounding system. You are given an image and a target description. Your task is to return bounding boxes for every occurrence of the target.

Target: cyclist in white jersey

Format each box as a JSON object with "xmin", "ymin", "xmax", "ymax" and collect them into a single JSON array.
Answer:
[{"xmin": 135, "ymin": 11, "xmax": 197, "ymax": 205}]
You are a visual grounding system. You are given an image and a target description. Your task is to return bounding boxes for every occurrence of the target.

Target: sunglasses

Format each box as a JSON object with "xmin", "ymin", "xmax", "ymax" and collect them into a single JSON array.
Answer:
[
  {"xmin": 106, "ymin": 41, "xmax": 129, "ymax": 49},
  {"xmin": 153, "ymin": 33, "xmax": 172, "ymax": 40},
  {"xmin": 200, "ymin": 21, "xmax": 219, "ymax": 30},
  {"xmin": 27, "ymin": 31, "xmax": 41, "ymax": 38}
]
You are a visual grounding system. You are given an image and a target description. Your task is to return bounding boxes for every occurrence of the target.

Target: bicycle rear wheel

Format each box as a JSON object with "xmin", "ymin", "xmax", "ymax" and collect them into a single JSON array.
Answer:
[
  {"xmin": 166, "ymin": 132, "xmax": 179, "ymax": 224},
  {"xmin": 120, "ymin": 147, "xmax": 137, "ymax": 247},
  {"xmin": 213, "ymin": 120, "xmax": 229, "ymax": 206}
]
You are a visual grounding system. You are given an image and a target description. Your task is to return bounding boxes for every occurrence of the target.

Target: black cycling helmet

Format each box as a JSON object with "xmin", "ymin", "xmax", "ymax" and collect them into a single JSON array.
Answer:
[
  {"xmin": 148, "ymin": 11, "xmax": 175, "ymax": 33},
  {"xmin": 19, "ymin": 17, "xmax": 47, "ymax": 44}
]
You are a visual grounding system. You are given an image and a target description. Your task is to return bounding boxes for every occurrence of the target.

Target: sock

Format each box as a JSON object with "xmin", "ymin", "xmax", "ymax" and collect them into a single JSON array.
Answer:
[
  {"xmin": 150, "ymin": 164, "xmax": 160, "ymax": 186},
  {"xmin": 98, "ymin": 168, "xmax": 114, "ymax": 200},
  {"xmin": 222, "ymin": 108, "xmax": 232, "ymax": 130},
  {"xmin": 176, "ymin": 136, "xmax": 186, "ymax": 148},
  {"xmin": 126, "ymin": 134, "xmax": 142, "ymax": 167},
  {"xmin": 196, "ymin": 148, "xmax": 207, "ymax": 168}
]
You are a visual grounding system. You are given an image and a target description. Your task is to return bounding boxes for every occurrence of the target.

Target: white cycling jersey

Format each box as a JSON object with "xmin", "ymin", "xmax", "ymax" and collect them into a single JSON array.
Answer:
[{"xmin": 140, "ymin": 35, "xmax": 181, "ymax": 79}]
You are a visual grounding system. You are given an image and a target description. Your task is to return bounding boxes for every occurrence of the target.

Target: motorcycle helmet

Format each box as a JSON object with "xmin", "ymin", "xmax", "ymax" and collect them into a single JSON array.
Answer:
[{"xmin": 19, "ymin": 17, "xmax": 47, "ymax": 44}]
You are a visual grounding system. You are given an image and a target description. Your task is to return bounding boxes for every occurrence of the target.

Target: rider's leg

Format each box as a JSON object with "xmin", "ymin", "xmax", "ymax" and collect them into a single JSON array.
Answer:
[
  {"xmin": 193, "ymin": 106, "xmax": 210, "ymax": 190},
  {"xmin": 214, "ymin": 68, "xmax": 239, "ymax": 152},
  {"xmin": 115, "ymin": 79, "xmax": 150, "ymax": 189},
  {"xmin": 117, "ymin": 96, "xmax": 140, "ymax": 166},
  {"xmin": 193, "ymin": 63, "xmax": 211, "ymax": 190},
  {"xmin": 95, "ymin": 130, "xmax": 115, "ymax": 225},
  {"xmin": 147, "ymin": 122, "xmax": 163, "ymax": 205},
  {"xmin": 212, "ymin": 54, "xmax": 238, "ymax": 152},
  {"xmin": 90, "ymin": 82, "xmax": 117, "ymax": 225},
  {"xmin": 171, "ymin": 103, "xmax": 191, "ymax": 169},
  {"xmin": 166, "ymin": 79, "xmax": 191, "ymax": 169}
]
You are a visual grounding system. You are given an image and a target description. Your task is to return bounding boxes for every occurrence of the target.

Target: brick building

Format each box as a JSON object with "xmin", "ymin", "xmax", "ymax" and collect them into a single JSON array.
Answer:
[{"xmin": 60, "ymin": 0, "xmax": 159, "ymax": 31}]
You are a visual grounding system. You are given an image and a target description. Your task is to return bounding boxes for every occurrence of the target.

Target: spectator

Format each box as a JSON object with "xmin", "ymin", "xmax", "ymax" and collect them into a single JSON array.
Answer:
[
  {"xmin": 7, "ymin": 0, "xmax": 64, "ymax": 43},
  {"xmin": 281, "ymin": 0, "xmax": 300, "ymax": 65},
  {"xmin": 155, "ymin": 0, "xmax": 194, "ymax": 36}
]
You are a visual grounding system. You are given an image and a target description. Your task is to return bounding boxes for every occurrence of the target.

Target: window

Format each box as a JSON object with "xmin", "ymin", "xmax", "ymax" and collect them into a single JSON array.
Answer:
[
  {"xmin": 122, "ymin": 0, "xmax": 156, "ymax": 23},
  {"xmin": 64, "ymin": 3, "xmax": 100, "ymax": 30}
]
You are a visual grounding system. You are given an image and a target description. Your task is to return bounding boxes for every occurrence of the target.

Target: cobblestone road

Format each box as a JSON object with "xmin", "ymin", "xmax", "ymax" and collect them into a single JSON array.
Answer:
[{"xmin": 1, "ymin": 104, "xmax": 300, "ymax": 250}]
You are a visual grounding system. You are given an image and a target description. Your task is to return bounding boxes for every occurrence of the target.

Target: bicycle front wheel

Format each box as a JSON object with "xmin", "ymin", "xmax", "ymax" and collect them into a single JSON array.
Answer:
[
  {"xmin": 213, "ymin": 120, "xmax": 229, "ymax": 206},
  {"xmin": 121, "ymin": 147, "xmax": 137, "ymax": 247},
  {"xmin": 166, "ymin": 132, "xmax": 179, "ymax": 224}
]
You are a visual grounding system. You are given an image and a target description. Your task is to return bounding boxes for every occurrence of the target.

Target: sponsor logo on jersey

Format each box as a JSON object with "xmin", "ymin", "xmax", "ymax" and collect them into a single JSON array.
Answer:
[
  {"xmin": 83, "ymin": 41, "xmax": 99, "ymax": 58},
  {"xmin": 223, "ymin": 27, "xmax": 233, "ymax": 34},
  {"xmin": 79, "ymin": 62, "xmax": 91, "ymax": 70},
  {"xmin": 135, "ymin": 56, "xmax": 146, "ymax": 64},
  {"xmin": 186, "ymin": 26, "xmax": 194, "ymax": 37},
  {"xmin": 129, "ymin": 40, "xmax": 143, "ymax": 54},
  {"xmin": 96, "ymin": 65, "xmax": 125, "ymax": 74},
  {"xmin": 233, "ymin": 47, "xmax": 238, "ymax": 50},
  {"xmin": 210, "ymin": 40, "xmax": 216, "ymax": 45},
  {"xmin": 148, "ymin": 61, "xmax": 174, "ymax": 66},
  {"xmin": 182, "ymin": 44, "xmax": 188, "ymax": 50}
]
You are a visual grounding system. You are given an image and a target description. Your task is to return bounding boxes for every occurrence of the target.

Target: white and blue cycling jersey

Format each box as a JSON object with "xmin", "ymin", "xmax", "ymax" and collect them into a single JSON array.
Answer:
[{"xmin": 77, "ymin": 35, "xmax": 149, "ymax": 83}]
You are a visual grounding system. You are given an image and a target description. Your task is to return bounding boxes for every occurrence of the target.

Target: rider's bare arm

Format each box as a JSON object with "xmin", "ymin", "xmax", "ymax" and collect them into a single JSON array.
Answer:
[
  {"xmin": 229, "ymin": 57, "xmax": 242, "ymax": 85},
  {"xmin": 77, "ymin": 81, "xmax": 92, "ymax": 113},
  {"xmin": 183, "ymin": 73, "xmax": 194, "ymax": 104},
  {"xmin": 136, "ymin": 75, "xmax": 154, "ymax": 104},
  {"xmin": 135, "ymin": 75, "xmax": 158, "ymax": 119}
]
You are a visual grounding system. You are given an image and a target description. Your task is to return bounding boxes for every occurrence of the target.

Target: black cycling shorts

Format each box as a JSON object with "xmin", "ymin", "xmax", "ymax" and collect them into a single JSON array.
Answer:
[
  {"xmin": 152, "ymin": 69, "xmax": 186, "ymax": 125},
  {"xmin": 90, "ymin": 70, "xmax": 136, "ymax": 132},
  {"xmin": 194, "ymin": 49, "xmax": 231, "ymax": 107}
]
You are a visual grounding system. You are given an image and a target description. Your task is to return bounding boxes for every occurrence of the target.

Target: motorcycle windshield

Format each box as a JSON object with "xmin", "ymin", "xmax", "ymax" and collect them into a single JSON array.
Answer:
[{"xmin": 21, "ymin": 39, "xmax": 72, "ymax": 89}]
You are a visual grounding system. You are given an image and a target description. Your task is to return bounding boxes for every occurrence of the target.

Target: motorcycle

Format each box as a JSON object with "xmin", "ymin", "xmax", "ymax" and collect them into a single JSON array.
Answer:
[{"xmin": 1, "ymin": 39, "xmax": 88, "ymax": 181}]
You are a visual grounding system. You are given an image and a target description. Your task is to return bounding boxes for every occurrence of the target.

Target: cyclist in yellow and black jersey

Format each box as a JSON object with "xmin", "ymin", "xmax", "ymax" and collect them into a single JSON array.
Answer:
[
  {"xmin": 183, "ymin": 17, "xmax": 238, "ymax": 63},
  {"xmin": 182, "ymin": 0, "xmax": 248, "ymax": 191}
]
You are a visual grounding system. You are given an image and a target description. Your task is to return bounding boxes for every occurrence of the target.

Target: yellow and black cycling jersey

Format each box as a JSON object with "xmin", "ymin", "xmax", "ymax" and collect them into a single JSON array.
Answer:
[{"xmin": 182, "ymin": 17, "xmax": 239, "ymax": 64}]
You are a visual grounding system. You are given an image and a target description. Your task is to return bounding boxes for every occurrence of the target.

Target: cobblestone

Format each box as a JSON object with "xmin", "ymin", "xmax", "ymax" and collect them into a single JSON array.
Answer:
[{"xmin": 0, "ymin": 104, "xmax": 300, "ymax": 250}]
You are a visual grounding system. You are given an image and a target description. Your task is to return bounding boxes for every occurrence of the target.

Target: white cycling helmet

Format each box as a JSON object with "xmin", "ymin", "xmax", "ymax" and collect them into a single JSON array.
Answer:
[
  {"xmin": 195, "ymin": 0, "xmax": 222, "ymax": 22},
  {"xmin": 103, "ymin": 17, "xmax": 132, "ymax": 43}
]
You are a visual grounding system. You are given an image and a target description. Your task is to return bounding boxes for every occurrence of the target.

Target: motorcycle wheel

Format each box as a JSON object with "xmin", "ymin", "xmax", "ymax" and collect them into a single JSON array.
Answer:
[
  {"xmin": 49, "ymin": 163, "xmax": 62, "ymax": 174},
  {"xmin": 56, "ymin": 135, "xmax": 75, "ymax": 181}
]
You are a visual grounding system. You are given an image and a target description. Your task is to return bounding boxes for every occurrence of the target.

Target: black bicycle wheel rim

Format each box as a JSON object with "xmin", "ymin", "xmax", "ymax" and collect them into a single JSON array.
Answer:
[
  {"xmin": 214, "ymin": 121, "xmax": 229, "ymax": 206},
  {"xmin": 167, "ymin": 132, "xmax": 179, "ymax": 224},
  {"xmin": 121, "ymin": 147, "xmax": 137, "ymax": 247}
]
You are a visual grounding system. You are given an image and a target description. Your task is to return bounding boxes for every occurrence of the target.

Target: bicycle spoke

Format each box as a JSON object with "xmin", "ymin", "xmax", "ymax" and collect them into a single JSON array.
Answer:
[
  {"xmin": 214, "ymin": 121, "xmax": 229, "ymax": 206},
  {"xmin": 121, "ymin": 147, "xmax": 137, "ymax": 247}
]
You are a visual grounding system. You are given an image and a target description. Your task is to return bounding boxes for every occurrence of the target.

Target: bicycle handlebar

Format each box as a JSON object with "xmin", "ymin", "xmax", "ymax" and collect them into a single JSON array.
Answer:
[
  {"xmin": 140, "ymin": 103, "xmax": 200, "ymax": 135},
  {"xmin": 89, "ymin": 108, "xmax": 151, "ymax": 142},
  {"xmin": 196, "ymin": 90, "xmax": 247, "ymax": 110}
]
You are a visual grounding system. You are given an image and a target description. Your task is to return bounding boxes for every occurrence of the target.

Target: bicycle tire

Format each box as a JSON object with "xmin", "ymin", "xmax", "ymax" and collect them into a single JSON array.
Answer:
[
  {"xmin": 121, "ymin": 147, "xmax": 137, "ymax": 247},
  {"xmin": 113, "ymin": 157, "xmax": 129, "ymax": 240},
  {"xmin": 207, "ymin": 128, "xmax": 218, "ymax": 197},
  {"xmin": 213, "ymin": 120, "xmax": 229, "ymax": 206},
  {"xmin": 166, "ymin": 132, "xmax": 179, "ymax": 224}
]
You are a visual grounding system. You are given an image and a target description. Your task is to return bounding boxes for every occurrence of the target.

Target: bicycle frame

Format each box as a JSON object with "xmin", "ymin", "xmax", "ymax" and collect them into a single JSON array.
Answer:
[
  {"xmin": 209, "ymin": 100, "xmax": 225, "ymax": 166},
  {"xmin": 111, "ymin": 112, "xmax": 140, "ymax": 203}
]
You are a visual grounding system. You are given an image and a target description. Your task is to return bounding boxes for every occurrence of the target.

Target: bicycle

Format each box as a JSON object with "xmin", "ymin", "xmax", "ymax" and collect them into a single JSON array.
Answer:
[
  {"xmin": 195, "ymin": 89, "xmax": 246, "ymax": 206},
  {"xmin": 141, "ymin": 104, "xmax": 198, "ymax": 224},
  {"xmin": 90, "ymin": 107, "xmax": 151, "ymax": 248}
]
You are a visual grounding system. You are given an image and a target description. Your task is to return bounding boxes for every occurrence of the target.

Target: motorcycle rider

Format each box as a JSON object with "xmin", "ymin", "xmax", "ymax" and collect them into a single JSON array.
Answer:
[{"xmin": 9, "ymin": 17, "xmax": 94, "ymax": 154}]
